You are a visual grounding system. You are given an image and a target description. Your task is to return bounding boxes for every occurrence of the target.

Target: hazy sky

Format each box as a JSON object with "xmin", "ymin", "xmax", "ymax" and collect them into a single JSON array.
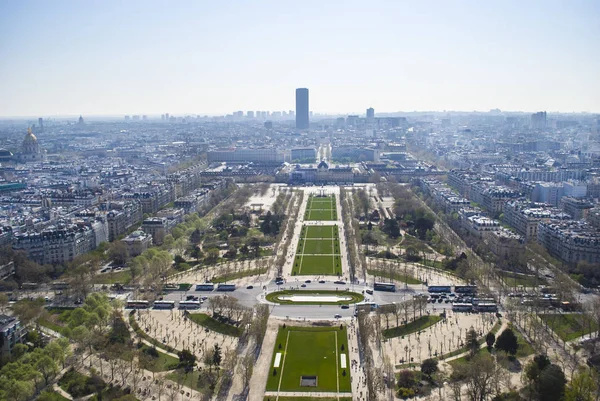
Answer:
[{"xmin": 0, "ymin": 0, "xmax": 598, "ymax": 117}]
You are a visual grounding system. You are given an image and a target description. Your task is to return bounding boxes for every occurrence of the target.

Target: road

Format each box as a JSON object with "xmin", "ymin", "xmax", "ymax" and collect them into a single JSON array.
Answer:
[{"xmin": 156, "ymin": 277, "xmax": 451, "ymax": 320}]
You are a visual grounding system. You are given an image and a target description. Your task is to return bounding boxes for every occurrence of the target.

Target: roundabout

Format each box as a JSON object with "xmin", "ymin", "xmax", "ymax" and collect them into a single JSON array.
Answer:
[{"xmin": 265, "ymin": 289, "xmax": 364, "ymax": 305}]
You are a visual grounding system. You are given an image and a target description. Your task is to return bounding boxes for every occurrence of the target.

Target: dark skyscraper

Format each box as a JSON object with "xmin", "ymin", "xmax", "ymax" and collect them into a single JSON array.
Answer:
[
  {"xmin": 295, "ymin": 88, "xmax": 309, "ymax": 129},
  {"xmin": 366, "ymin": 107, "xmax": 374, "ymax": 119}
]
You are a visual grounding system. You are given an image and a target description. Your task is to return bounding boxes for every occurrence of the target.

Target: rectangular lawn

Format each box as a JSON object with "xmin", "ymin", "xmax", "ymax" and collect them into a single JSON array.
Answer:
[
  {"xmin": 296, "ymin": 255, "xmax": 342, "ymax": 275},
  {"xmin": 305, "ymin": 208, "xmax": 336, "ymax": 221},
  {"xmin": 300, "ymin": 239, "xmax": 335, "ymax": 255},
  {"xmin": 303, "ymin": 225, "xmax": 337, "ymax": 239},
  {"xmin": 266, "ymin": 326, "xmax": 351, "ymax": 393}
]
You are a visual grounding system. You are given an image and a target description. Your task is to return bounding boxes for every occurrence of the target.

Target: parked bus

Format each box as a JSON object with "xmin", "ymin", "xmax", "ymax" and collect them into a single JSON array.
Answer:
[
  {"xmin": 126, "ymin": 300, "xmax": 150, "ymax": 309},
  {"xmin": 452, "ymin": 303, "xmax": 473, "ymax": 312},
  {"xmin": 427, "ymin": 285, "xmax": 452, "ymax": 293},
  {"xmin": 374, "ymin": 282, "xmax": 396, "ymax": 292},
  {"xmin": 51, "ymin": 281, "xmax": 69, "ymax": 290},
  {"xmin": 153, "ymin": 300, "xmax": 176, "ymax": 309},
  {"xmin": 195, "ymin": 283, "xmax": 215, "ymax": 291},
  {"xmin": 476, "ymin": 303, "xmax": 498, "ymax": 312},
  {"xmin": 217, "ymin": 284, "xmax": 236, "ymax": 292},
  {"xmin": 178, "ymin": 300, "xmax": 201, "ymax": 310},
  {"xmin": 356, "ymin": 302, "xmax": 379, "ymax": 313},
  {"xmin": 472, "ymin": 298, "xmax": 495, "ymax": 306},
  {"xmin": 454, "ymin": 285, "xmax": 477, "ymax": 294}
]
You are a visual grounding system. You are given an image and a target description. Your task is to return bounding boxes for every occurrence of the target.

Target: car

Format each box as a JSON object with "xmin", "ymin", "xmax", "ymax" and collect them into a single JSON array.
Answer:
[
  {"xmin": 186, "ymin": 295, "xmax": 196, "ymax": 300},
  {"xmin": 301, "ymin": 284, "xmax": 307, "ymax": 287},
  {"xmin": 334, "ymin": 314, "xmax": 342, "ymax": 318},
  {"xmin": 201, "ymin": 296, "xmax": 208, "ymax": 301},
  {"xmin": 275, "ymin": 280, "xmax": 284, "ymax": 285},
  {"xmin": 305, "ymin": 280, "xmax": 311, "ymax": 283},
  {"xmin": 334, "ymin": 280, "xmax": 346, "ymax": 285},
  {"xmin": 246, "ymin": 285, "xmax": 254, "ymax": 289},
  {"xmin": 444, "ymin": 299, "xmax": 450, "ymax": 303},
  {"xmin": 437, "ymin": 298, "xmax": 443, "ymax": 303},
  {"xmin": 319, "ymin": 280, "xmax": 326, "ymax": 284},
  {"xmin": 365, "ymin": 289, "xmax": 373, "ymax": 295},
  {"xmin": 341, "ymin": 305, "xmax": 350, "ymax": 309}
]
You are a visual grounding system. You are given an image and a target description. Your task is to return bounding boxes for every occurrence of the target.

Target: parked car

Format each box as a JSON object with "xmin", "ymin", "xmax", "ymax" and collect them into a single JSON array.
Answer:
[
  {"xmin": 341, "ymin": 305, "xmax": 350, "ymax": 309},
  {"xmin": 334, "ymin": 314, "xmax": 342, "ymax": 318}
]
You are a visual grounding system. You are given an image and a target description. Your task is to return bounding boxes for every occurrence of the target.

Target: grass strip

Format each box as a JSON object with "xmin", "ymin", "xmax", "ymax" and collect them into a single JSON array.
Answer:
[
  {"xmin": 383, "ymin": 315, "xmax": 443, "ymax": 339},
  {"xmin": 188, "ymin": 313, "xmax": 242, "ymax": 337}
]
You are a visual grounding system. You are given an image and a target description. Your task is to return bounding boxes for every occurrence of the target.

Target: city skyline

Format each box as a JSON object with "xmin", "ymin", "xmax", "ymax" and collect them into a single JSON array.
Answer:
[{"xmin": 0, "ymin": 0, "xmax": 599, "ymax": 117}]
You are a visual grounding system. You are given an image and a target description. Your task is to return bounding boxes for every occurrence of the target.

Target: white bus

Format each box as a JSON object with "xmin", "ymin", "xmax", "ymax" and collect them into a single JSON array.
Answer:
[
  {"xmin": 179, "ymin": 300, "xmax": 201, "ymax": 310},
  {"xmin": 452, "ymin": 303, "xmax": 473, "ymax": 312},
  {"xmin": 153, "ymin": 300, "xmax": 176, "ymax": 309},
  {"xmin": 126, "ymin": 300, "xmax": 150, "ymax": 309}
]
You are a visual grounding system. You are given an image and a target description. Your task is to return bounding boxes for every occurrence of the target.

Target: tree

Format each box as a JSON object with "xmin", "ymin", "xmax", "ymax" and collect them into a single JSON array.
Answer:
[
  {"xmin": 537, "ymin": 364, "xmax": 566, "ymax": 401},
  {"xmin": 382, "ymin": 218, "xmax": 400, "ymax": 239},
  {"xmin": 457, "ymin": 353, "xmax": 506, "ymax": 401},
  {"xmin": 109, "ymin": 241, "xmax": 128, "ymax": 265},
  {"xmin": 178, "ymin": 349, "xmax": 196, "ymax": 372},
  {"xmin": 486, "ymin": 332, "xmax": 496, "ymax": 350},
  {"xmin": 421, "ymin": 358, "xmax": 438, "ymax": 378},
  {"xmin": 237, "ymin": 353, "xmax": 254, "ymax": 389},
  {"xmin": 35, "ymin": 355, "xmax": 58, "ymax": 385},
  {"xmin": 565, "ymin": 368, "xmax": 599, "ymax": 401},
  {"xmin": 466, "ymin": 327, "xmax": 479, "ymax": 358},
  {"xmin": 397, "ymin": 369, "xmax": 416, "ymax": 389},
  {"xmin": 495, "ymin": 328, "xmax": 518, "ymax": 356},
  {"xmin": 212, "ymin": 344, "xmax": 222, "ymax": 368}
]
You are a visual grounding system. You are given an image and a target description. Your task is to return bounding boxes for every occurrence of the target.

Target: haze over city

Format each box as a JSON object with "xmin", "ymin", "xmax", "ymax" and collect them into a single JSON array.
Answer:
[
  {"xmin": 3, "ymin": 2, "xmax": 600, "ymax": 401},
  {"xmin": 1, "ymin": 0, "xmax": 599, "ymax": 117}
]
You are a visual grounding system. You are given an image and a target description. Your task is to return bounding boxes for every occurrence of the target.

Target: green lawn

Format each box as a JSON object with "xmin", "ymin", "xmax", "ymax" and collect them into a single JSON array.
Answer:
[
  {"xmin": 211, "ymin": 267, "xmax": 268, "ymax": 283},
  {"xmin": 299, "ymin": 239, "xmax": 337, "ymax": 255},
  {"xmin": 139, "ymin": 344, "xmax": 179, "ymax": 372},
  {"xmin": 302, "ymin": 225, "xmax": 337, "ymax": 239},
  {"xmin": 367, "ymin": 269, "xmax": 422, "ymax": 285},
  {"xmin": 266, "ymin": 290, "xmax": 364, "ymax": 305},
  {"xmin": 188, "ymin": 313, "xmax": 242, "ymax": 337},
  {"xmin": 266, "ymin": 326, "xmax": 351, "ymax": 393},
  {"xmin": 383, "ymin": 315, "xmax": 443, "ymax": 339},
  {"xmin": 500, "ymin": 271, "xmax": 547, "ymax": 288},
  {"xmin": 539, "ymin": 313, "xmax": 599, "ymax": 342},
  {"xmin": 166, "ymin": 370, "xmax": 204, "ymax": 392},
  {"xmin": 304, "ymin": 208, "xmax": 337, "ymax": 221},
  {"xmin": 304, "ymin": 197, "xmax": 337, "ymax": 221},
  {"xmin": 295, "ymin": 255, "xmax": 342, "ymax": 275},
  {"xmin": 265, "ymin": 398, "xmax": 352, "ymax": 401},
  {"xmin": 93, "ymin": 269, "xmax": 132, "ymax": 284},
  {"xmin": 512, "ymin": 325, "xmax": 535, "ymax": 358}
]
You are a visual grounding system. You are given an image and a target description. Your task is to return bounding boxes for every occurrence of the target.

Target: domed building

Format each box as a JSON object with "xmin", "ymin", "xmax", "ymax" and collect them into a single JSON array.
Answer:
[{"xmin": 17, "ymin": 128, "xmax": 45, "ymax": 162}]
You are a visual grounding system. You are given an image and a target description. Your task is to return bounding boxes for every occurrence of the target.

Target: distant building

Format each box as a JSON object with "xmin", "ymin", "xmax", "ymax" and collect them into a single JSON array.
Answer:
[
  {"xmin": 538, "ymin": 220, "xmax": 600, "ymax": 264},
  {"xmin": 288, "ymin": 161, "xmax": 354, "ymax": 184},
  {"xmin": 207, "ymin": 148, "xmax": 284, "ymax": 163},
  {"xmin": 121, "ymin": 230, "xmax": 152, "ymax": 257},
  {"xmin": 38, "ymin": 117, "xmax": 44, "ymax": 132},
  {"xmin": 531, "ymin": 111, "xmax": 547, "ymax": 129},
  {"xmin": 332, "ymin": 146, "xmax": 379, "ymax": 162},
  {"xmin": 0, "ymin": 315, "xmax": 27, "ymax": 360},
  {"xmin": 290, "ymin": 147, "xmax": 316, "ymax": 162},
  {"xmin": 78, "ymin": 115, "xmax": 85, "ymax": 125},
  {"xmin": 366, "ymin": 107, "xmax": 374, "ymax": 119},
  {"xmin": 559, "ymin": 197, "xmax": 593, "ymax": 220},
  {"xmin": 17, "ymin": 128, "xmax": 45, "ymax": 163},
  {"xmin": 264, "ymin": 121, "xmax": 273, "ymax": 129},
  {"xmin": 295, "ymin": 88, "xmax": 309, "ymax": 129}
]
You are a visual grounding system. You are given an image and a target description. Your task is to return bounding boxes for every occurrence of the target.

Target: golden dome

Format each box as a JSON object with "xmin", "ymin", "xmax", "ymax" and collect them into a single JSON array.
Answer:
[{"xmin": 23, "ymin": 127, "xmax": 38, "ymax": 145}]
